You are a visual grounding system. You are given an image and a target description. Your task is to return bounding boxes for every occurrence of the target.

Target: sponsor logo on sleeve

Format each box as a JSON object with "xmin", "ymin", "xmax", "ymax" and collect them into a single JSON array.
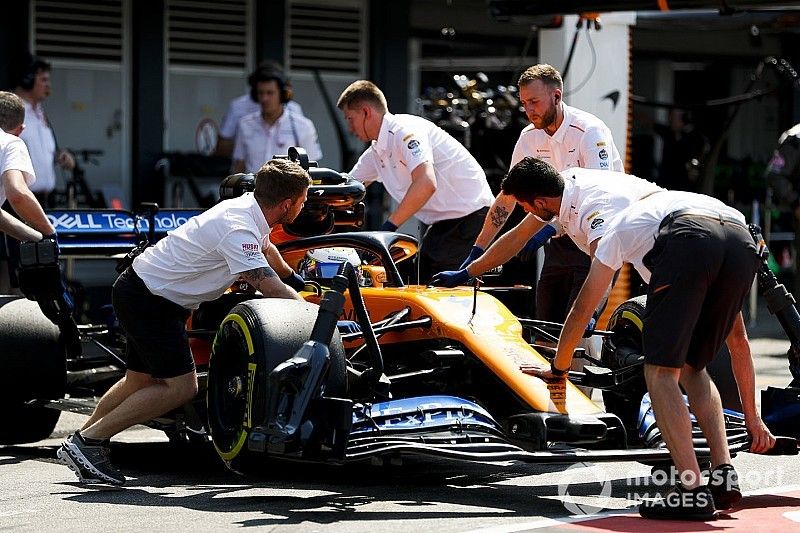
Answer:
[
  {"xmin": 241, "ymin": 242, "xmax": 262, "ymax": 259},
  {"xmin": 586, "ymin": 210, "xmax": 600, "ymax": 221},
  {"xmin": 407, "ymin": 139, "xmax": 420, "ymax": 150},
  {"xmin": 599, "ymin": 161, "xmax": 609, "ymax": 169},
  {"xmin": 402, "ymin": 133, "xmax": 413, "ymax": 142},
  {"xmin": 598, "ymin": 148, "xmax": 608, "ymax": 160},
  {"xmin": 590, "ymin": 217, "xmax": 605, "ymax": 230},
  {"xmin": 596, "ymin": 141, "xmax": 606, "ymax": 147}
]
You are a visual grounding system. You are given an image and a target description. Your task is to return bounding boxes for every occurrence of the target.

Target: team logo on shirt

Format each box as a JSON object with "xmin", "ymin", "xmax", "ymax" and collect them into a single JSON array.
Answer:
[
  {"xmin": 590, "ymin": 217, "xmax": 605, "ymax": 230},
  {"xmin": 407, "ymin": 139, "xmax": 420, "ymax": 150},
  {"xmin": 402, "ymin": 134, "xmax": 414, "ymax": 142},
  {"xmin": 598, "ymin": 149, "xmax": 608, "ymax": 160}
]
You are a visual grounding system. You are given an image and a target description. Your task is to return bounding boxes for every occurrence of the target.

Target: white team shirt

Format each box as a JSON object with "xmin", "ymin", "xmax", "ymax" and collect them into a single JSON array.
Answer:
[
  {"xmin": 0, "ymin": 130, "xmax": 36, "ymax": 206},
  {"xmin": 348, "ymin": 113, "xmax": 494, "ymax": 225},
  {"xmin": 19, "ymin": 99, "xmax": 57, "ymax": 193},
  {"xmin": 595, "ymin": 190, "xmax": 747, "ymax": 283},
  {"xmin": 511, "ymin": 103, "xmax": 623, "ymax": 172},
  {"xmin": 133, "ymin": 193, "xmax": 271, "ymax": 309},
  {"xmin": 233, "ymin": 108, "xmax": 321, "ymax": 173},
  {"xmin": 219, "ymin": 93, "xmax": 304, "ymax": 139},
  {"xmin": 554, "ymin": 168, "xmax": 665, "ymax": 255}
]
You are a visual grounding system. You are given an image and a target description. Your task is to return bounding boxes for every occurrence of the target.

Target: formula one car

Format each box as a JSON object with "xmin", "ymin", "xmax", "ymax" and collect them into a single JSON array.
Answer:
[{"xmin": 1, "ymin": 148, "xmax": 796, "ymax": 475}]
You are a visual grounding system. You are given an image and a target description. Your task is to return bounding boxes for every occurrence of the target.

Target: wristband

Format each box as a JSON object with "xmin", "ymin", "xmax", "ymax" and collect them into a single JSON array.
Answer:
[{"xmin": 550, "ymin": 363, "xmax": 569, "ymax": 377}]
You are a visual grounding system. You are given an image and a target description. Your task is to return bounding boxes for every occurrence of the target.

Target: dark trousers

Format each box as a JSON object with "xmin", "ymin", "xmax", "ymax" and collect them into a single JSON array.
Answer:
[{"xmin": 417, "ymin": 207, "xmax": 489, "ymax": 285}]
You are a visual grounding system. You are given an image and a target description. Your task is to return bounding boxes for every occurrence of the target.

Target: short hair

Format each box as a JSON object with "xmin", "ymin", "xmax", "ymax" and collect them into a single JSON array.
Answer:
[
  {"xmin": 517, "ymin": 64, "xmax": 563, "ymax": 90},
  {"xmin": 254, "ymin": 159, "xmax": 311, "ymax": 208},
  {"xmin": 0, "ymin": 91, "xmax": 25, "ymax": 132},
  {"xmin": 501, "ymin": 157, "xmax": 564, "ymax": 203},
  {"xmin": 336, "ymin": 80, "xmax": 388, "ymax": 112}
]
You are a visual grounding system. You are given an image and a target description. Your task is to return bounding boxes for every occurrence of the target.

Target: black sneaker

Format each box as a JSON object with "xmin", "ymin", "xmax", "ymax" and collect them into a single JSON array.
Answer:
[
  {"xmin": 639, "ymin": 484, "xmax": 717, "ymax": 521},
  {"xmin": 56, "ymin": 431, "xmax": 126, "ymax": 486},
  {"xmin": 708, "ymin": 464, "xmax": 742, "ymax": 510}
]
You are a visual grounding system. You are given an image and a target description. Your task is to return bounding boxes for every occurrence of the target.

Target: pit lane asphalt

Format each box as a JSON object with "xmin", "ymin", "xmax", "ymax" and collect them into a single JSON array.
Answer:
[{"xmin": 2, "ymin": 303, "xmax": 798, "ymax": 532}]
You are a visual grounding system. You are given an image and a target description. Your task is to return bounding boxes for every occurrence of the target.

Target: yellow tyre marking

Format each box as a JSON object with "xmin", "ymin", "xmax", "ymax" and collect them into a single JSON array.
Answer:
[{"xmin": 621, "ymin": 310, "xmax": 643, "ymax": 331}]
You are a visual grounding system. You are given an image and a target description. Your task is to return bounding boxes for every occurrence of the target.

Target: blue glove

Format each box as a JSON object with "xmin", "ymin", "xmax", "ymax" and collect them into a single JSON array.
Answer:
[
  {"xmin": 429, "ymin": 268, "xmax": 470, "ymax": 287},
  {"xmin": 518, "ymin": 224, "xmax": 557, "ymax": 263},
  {"xmin": 459, "ymin": 245, "xmax": 485, "ymax": 270},
  {"xmin": 582, "ymin": 316, "xmax": 597, "ymax": 338},
  {"xmin": 336, "ymin": 320, "xmax": 361, "ymax": 335},
  {"xmin": 380, "ymin": 220, "xmax": 398, "ymax": 232},
  {"xmin": 281, "ymin": 271, "xmax": 306, "ymax": 292}
]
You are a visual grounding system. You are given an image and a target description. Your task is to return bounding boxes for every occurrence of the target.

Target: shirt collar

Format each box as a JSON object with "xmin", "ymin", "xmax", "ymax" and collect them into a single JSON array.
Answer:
[
  {"xmin": 549, "ymin": 103, "xmax": 573, "ymax": 144},
  {"xmin": 247, "ymin": 193, "xmax": 270, "ymax": 237},
  {"xmin": 374, "ymin": 112, "xmax": 396, "ymax": 153}
]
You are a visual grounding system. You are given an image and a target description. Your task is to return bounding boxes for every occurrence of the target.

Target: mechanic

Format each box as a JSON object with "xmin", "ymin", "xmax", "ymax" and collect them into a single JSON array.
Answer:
[
  {"xmin": 764, "ymin": 122, "xmax": 800, "ymax": 297},
  {"xmin": 56, "ymin": 158, "xmax": 317, "ymax": 486},
  {"xmin": 231, "ymin": 66, "xmax": 321, "ymax": 173},
  {"xmin": 460, "ymin": 64, "xmax": 622, "ymax": 346},
  {"xmin": 0, "ymin": 91, "xmax": 58, "ymax": 292},
  {"xmin": 13, "ymin": 55, "xmax": 75, "ymax": 207},
  {"xmin": 337, "ymin": 80, "xmax": 493, "ymax": 283},
  {"xmin": 216, "ymin": 61, "xmax": 305, "ymax": 157},
  {"xmin": 516, "ymin": 182, "xmax": 776, "ymax": 519}
]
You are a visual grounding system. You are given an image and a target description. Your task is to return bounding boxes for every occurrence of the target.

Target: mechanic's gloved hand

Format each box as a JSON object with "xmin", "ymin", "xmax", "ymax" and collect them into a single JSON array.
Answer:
[
  {"xmin": 42, "ymin": 233, "xmax": 60, "ymax": 261},
  {"xmin": 517, "ymin": 223, "xmax": 557, "ymax": 263},
  {"xmin": 281, "ymin": 271, "xmax": 306, "ymax": 292},
  {"xmin": 379, "ymin": 220, "xmax": 398, "ymax": 232},
  {"xmin": 429, "ymin": 268, "xmax": 470, "ymax": 288},
  {"xmin": 459, "ymin": 245, "xmax": 484, "ymax": 270},
  {"xmin": 582, "ymin": 316, "xmax": 597, "ymax": 338},
  {"xmin": 336, "ymin": 320, "xmax": 361, "ymax": 335}
]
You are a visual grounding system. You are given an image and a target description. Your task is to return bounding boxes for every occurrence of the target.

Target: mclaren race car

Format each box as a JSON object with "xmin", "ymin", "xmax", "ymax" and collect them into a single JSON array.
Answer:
[{"xmin": 1, "ymin": 148, "xmax": 796, "ymax": 476}]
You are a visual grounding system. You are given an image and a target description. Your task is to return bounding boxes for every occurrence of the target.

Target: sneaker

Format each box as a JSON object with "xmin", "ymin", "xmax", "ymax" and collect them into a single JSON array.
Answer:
[
  {"xmin": 639, "ymin": 484, "xmax": 717, "ymax": 521},
  {"xmin": 708, "ymin": 464, "xmax": 742, "ymax": 510},
  {"xmin": 56, "ymin": 431, "xmax": 126, "ymax": 486}
]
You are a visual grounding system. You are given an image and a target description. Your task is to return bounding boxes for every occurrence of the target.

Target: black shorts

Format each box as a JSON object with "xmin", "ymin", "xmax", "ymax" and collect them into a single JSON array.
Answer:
[
  {"xmin": 641, "ymin": 215, "xmax": 759, "ymax": 369},
  {"xmin": 112, "ymin": 267, "xmax": 194, "ymax": 379}
]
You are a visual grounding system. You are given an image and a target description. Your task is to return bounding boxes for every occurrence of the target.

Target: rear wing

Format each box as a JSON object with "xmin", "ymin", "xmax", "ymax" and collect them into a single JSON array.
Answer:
[{"xmin": 47, "ymin": 208, "xmax": 203, "ymax": 258}]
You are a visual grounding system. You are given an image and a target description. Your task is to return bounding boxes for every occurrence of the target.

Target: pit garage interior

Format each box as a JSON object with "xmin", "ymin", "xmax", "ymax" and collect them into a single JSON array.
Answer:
[{"xmin": 1, "ymin": 0, "xmax": 799, "ymax": 313}]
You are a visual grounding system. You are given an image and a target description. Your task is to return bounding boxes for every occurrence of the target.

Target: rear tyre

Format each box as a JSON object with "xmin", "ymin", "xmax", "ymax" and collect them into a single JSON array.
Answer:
[
  {"xmin": 207, "ymin": 299, "xmax": 346, "ymax": 474},
  {"xmin": 0, "ymin": 298, "xmax": 65, "ymax": 444}
]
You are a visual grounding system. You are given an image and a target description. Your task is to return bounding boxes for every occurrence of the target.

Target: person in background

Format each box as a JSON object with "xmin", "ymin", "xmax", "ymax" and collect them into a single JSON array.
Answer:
[
  {"xmin": 13, "ymin": 55, "xmax": 75, "ymax": 207},
  {"xmin": 230, "ymin": 66, "xmax": 320, "ymax": 172},
  {"xmin": 653, "ymin": 108, "xmax": 709, "ymax": 193},
  {"xmin": 217, "ymin": 61, "xmax": 305, "ymax": 158}
]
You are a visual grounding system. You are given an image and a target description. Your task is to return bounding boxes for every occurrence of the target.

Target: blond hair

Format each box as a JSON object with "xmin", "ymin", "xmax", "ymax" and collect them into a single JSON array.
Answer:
[
  {"xmin": 336, "ymin": 80, "xmax": 388, "ymax": 112},
  {"xmin": 517, "ymin": 64, "xmax": 563, "ymax": 90}
]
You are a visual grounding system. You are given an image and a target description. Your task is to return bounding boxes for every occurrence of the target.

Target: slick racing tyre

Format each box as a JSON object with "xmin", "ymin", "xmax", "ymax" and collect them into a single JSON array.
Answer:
[
  {"xmin": 601, "ymin": 296, "xmax": 648, "ymax": 442},
  {"xmin": 0, "ymin": 298, "xmax": 65, "ymax": 444},
  {"xmin": 601, "ymin": 295, "xmax": 742, "ymax": 443},
  {"xmin": 207, "ymin": 299, "xmax": 346, "ymax": 473}
]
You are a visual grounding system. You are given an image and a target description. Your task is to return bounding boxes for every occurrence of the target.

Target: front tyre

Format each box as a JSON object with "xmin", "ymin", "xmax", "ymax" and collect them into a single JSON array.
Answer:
[{"xmin": 207, "ymin": 299, "xmax": 346, "ymax": 473}]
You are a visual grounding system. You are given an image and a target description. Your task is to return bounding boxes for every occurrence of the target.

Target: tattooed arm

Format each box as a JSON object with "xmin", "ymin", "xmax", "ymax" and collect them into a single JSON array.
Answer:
[
  {"xmin": 466, "ymin": 213, "xmax": 546, "ymax": 277},
  {"xmin": 240, "ymin": 265, "xmax": 304, "ymax": 301},
  {"xmin": 472, "ymin": 193, "xmax": 517, "ymax": 249}
]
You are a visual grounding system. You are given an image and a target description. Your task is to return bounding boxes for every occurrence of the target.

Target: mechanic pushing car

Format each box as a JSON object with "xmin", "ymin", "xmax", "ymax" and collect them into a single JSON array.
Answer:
[
  {"xmin": 56, "ymin": 159, "xmax": 316, "ymax": 485},
  {"xmin": 452, "ymin": 158, "xmax": 775, "ymax": 520},
  {"xmin": 337, "ymin": 80, "xmax": 494, "ymax": 284},
  {"xmin": 0, "ymin": 91, "xmax": 59, "ymax": 290}
]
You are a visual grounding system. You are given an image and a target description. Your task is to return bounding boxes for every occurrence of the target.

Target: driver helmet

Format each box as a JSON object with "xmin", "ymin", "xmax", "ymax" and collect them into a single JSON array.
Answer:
[{"xmin": 299, "ymin": 247, "xmax": 369, "ymax": 285}]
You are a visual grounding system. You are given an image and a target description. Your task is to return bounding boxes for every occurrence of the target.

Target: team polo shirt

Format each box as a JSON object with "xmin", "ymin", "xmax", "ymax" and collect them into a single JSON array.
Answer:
[
  {"xmin": 594, "ymin": 191, "xmax": 746, "ymax": 283},
  {"xmin": 219, "ymin": 93, "xmax": 304, "ymax": 139},
  {"xmin": 133, "ymin": 193, "xmax": 271, "ymax": 309},
  {"xmin": 554, "ymin": 168, "xmax": 665, "ymax": 255},
  {"xmin": 0, "ymin": 130, "xmax": 36, "ymax": 206},
  {"xmin": 348, "ymin": 113, "xmax": 493, "ymax": 225},
  {"xmin": 19, "ymin": 99, "xmax": 57, "ymax": 193},
  {"xmin": 511, "ymin": 103, "xmax": 623, "ymax": 172},
  {"xmin": 233, "ymin": 108, "xmax": 321, "ymax": 173}
]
